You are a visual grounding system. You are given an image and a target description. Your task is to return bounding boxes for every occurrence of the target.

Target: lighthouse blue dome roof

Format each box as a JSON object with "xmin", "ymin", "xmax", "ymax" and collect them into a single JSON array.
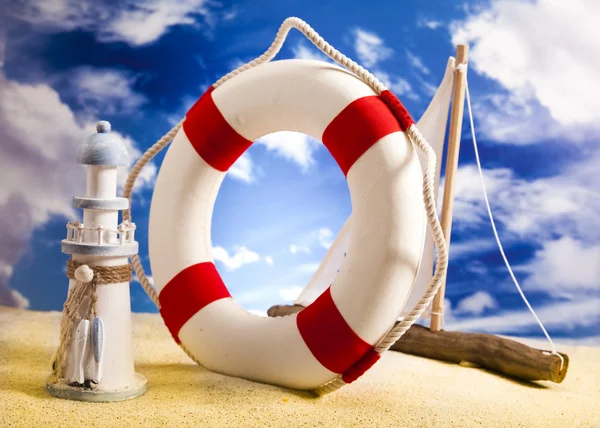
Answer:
[{"xmin": 77, "ymin": 121, "xmax": 129, "ymax": 166}]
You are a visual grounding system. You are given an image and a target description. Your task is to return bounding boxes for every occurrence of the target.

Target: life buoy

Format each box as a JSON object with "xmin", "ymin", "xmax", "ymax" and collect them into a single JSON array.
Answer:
[{"xmin": 148, "ymin": 59, "xmax": 426, "ymax": 390}]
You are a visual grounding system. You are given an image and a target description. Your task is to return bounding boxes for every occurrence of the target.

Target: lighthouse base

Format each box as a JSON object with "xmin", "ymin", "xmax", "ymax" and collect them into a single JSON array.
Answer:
[{"xmin": 45, "ymin": 372, "xmax": 148, "ymax": 402}]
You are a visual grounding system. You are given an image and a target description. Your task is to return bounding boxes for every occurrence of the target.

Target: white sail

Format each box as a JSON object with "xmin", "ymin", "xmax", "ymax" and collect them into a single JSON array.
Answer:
[
  {"xmin": 400, "ymin": 56, "xmax": 455, "ymax": 317},
  {"xmin": 295, "ymin": 57, "xmax": 456, "ymax": 319}
]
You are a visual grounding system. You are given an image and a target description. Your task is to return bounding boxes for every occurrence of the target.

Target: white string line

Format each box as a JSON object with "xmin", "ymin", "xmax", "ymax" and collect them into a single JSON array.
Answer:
[{"xmin": 462, "ymin": 69, "xmax": 564, "ymax": 369}]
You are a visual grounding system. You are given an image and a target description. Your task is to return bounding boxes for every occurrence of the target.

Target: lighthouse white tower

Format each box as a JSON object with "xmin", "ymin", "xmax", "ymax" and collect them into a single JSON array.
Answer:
[{"xmin": 47, "ymin": 121, "xmax": 147, "ymax": 402}]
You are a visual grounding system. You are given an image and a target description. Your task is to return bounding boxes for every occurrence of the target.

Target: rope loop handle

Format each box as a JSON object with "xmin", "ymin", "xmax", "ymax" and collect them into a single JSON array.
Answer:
[
  {"xmin": 214, "ymin": 17, "xmax": 386, "ymax": 94},
  {"xmin": 123, "ymin": 17, "xmax": 450, "ymax": 396}
]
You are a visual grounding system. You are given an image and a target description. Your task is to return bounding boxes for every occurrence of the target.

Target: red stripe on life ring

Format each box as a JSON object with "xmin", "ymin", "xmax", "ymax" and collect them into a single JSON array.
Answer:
[
  {"xmin": 159, "ymin": 262, "xmax": 231, "ymax": 344},
  {"xmin": 322, "ymin": 95, "xmax": 402, "ymax": 176},
  {"xmin": 183, "ymin": 86, "xmax": 253, "ymax": 171},
  {"xmin": 297, "ymin": 287, "xmax": 373, "ymax": 374}
]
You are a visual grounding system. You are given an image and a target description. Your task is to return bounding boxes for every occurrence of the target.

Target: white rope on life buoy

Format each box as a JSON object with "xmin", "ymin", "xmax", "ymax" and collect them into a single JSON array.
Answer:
[{"xmin": 123, "ymin": 17, "xmax": 449, "ymax": 396}]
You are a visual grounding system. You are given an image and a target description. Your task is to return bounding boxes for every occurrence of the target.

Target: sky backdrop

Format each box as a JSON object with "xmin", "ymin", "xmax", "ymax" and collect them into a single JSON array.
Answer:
[{"xmin": 0, "ymin": 0, "xmax": 598, "ymax": 345}]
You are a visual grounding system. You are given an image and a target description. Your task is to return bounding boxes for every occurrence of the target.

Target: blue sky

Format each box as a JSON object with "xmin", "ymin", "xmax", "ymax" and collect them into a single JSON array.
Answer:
[{"xmin": 0, "ymin": 0, "xmax": 598, "ymax": 345}]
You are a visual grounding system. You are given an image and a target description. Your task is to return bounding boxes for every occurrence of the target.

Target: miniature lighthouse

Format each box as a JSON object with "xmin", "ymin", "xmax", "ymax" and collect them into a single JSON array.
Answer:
[{"xmin": 46, "ymin": 121, "xmax": 147, "ymax": 402}]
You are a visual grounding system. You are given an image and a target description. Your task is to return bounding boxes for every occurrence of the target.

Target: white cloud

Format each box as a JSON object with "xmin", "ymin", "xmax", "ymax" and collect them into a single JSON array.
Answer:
[
  {"xmin": 406, "ymin": 50, "xmax": 430, "ymax": 75},
  {"xmin": 449, "ymin": 238, "xmax": 498, "ymax": 260},
  {"xmin": 235, "ymin": 288, "xmax": 275, "ymax": 305},
  {"xmin": 174, "ymin": 115, "xmax": 322, "ymax": 185},
  {"xmin": 376, "ymin": 71, "xmax": 415, "ymax": 99},
  {"xmin": 65, "ymin": 67, "xmax": 147, "ymax": 115},
  {"xmin": 439, "ymin": 149, "xmax": 600, "ymax": 335},
  {"xmin": 172, "ymin": 124, "xmax": 322, "ymax": 186},
  {"xmin": 10, "ymin": 0, "xmax": 215, "ymax": 46},
  {"xmin": 418, "ymin": 18, "xmax": 443, "ymax": 30},
  {"xmin": 247, "ymin": 309, "xmax": 268, "ymax": 317},
  {"xmin": 446, "ymin": 159, "xmax": 600, "ymax": 299},
  {"xmin": 222, "ymin": 8, "xmax": 238, "ymax": 22},
  {"xmin": 10, "ymin": 289, "xmax": 30, "ymax": 309},
  {"xmin": 0, "ymin": 30, "xmax": 5, "ymax": 68},
  {"xmin": 0, "ymin": 72, "xmax": 152, "ymax": 307},
  {"xmin": 317, "ymin": 228, "xmax": 334, "ymax": 249},
  {"xmin": 465, "ymin": 260, "xmax": 489, "ymax": 276},
  {"xmin": 279, "ymin": 286, "xmax": 303, "ymax": 302},
  {"xmin": 235, "ymin": 284, "xmax": 305, "ymax": 309},
  {"xmin": 292, "ymin": 42, "xmax": 331, "ymax": 62},
  {"xmin": 228, "ymin": 152, "xmax": 255, "ymax": 183},
  {"xmin": 129, "ymin": 159, "xmax": 158, "ymax": 192},
  {"xmin": 352, "ymin": 28, "xmax": 393, "ymax": 68},
  {"xmin": 442, "ymin": 166, "xmax": 512, "ymax": 226},
  {"xmin": 350, "ymin": 28, "xmax": 417, "ymax": 100},
  {"xmin": 165, "ymin": 94, "xmax": 198, "ymax": 126},
  {"xmin": 466, "ymin": 91, "xmax": 581, "ymax": 144},
  {"xmin": 0, "ymin": 262, "xmax": 13, "ymax": 278},
  {"xmin": 446, "ymin": 297, "xmax": 600, "ymax": 335},
  {"xmin": 295, "ymin": 29, "xmax": 416, "ymax": 99},
  {"xmin": 451, "ymin": 0, "xmax": 600, "ymax": 142},
  {"xmin": 518, "ymin": 237, "xmax": 600, "ymax": 299},
  {"xmin": 415, "ymin": 75, "xmax": 439, "ymax": 97},
  {"xmin": 288, "ymin": 227, "xmax": 337, "ymax": 265},
  {"xmin": 455, "ymin": 291, "xmax": 498, "ymax": 315},
  {"xmin": 443, "ymin": 298, "xmax": 453, "ymax": 319},
  {"xmin": 256, "ymin": 131, "xmax": 321, "ymax": 171},
  {"xmin": 447, "ymin": 164, "xmax": 600, "ymax": 245},
  {"xmin": 296, "ymin": 262, "xmax": 321, "ymax": 275},
  {"xmin": 105, "ymin": 0, "xmax": 211, "ymax": 46},
  {"xmin": 0, "ymin": 84, "xmax": 141, "ymax": 221},
  {"xmin": 212, "ymin": 245, "xmax": 261, "ymax": 271},
  {"xmin": 227, "ymin": 58, "xmax": 246, "ymax": 71},
  {"xmin": 289, "ymin": 244, "xmax": 311, "ymax": 255},
  {"xmin": 264, "ymin": 256, "xmax": 274, "ymax": 266}
]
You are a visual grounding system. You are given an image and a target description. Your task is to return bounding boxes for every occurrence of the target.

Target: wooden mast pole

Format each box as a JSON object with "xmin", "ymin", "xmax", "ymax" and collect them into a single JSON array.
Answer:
[{"xmin": 430, "ymin": 44, "xmax": 469, "ymax": 332}]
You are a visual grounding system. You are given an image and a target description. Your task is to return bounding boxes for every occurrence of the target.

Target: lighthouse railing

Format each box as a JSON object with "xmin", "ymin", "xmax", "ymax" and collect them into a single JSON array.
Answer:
[{"xmin": 65, "ymin": 221, "xmax": 136, "ymax": 245}]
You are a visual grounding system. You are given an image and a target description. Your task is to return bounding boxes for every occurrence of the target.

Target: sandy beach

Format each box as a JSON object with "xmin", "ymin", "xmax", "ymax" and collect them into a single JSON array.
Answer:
[{"xmin": 1, "ymin": 306, "xmax": 598, "ymax": 427}]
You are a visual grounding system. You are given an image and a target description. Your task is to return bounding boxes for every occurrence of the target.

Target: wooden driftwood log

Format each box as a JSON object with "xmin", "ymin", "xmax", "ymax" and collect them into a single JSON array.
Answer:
[{"xmin": 267, "ymin": 304, "xmax": 569, "ymax": 384}]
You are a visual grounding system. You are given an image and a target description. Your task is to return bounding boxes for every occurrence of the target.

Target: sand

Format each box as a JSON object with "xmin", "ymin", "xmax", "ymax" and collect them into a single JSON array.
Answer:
[{"xmin": 1, "ymin": 306, "xmax": 598, "ymax": 428}]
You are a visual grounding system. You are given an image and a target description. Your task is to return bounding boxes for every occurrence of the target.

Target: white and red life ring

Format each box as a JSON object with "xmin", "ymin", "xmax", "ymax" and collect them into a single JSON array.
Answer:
[{"xmin": 148, "ymin": 59, "xmax": 426, "ymax": 390}]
